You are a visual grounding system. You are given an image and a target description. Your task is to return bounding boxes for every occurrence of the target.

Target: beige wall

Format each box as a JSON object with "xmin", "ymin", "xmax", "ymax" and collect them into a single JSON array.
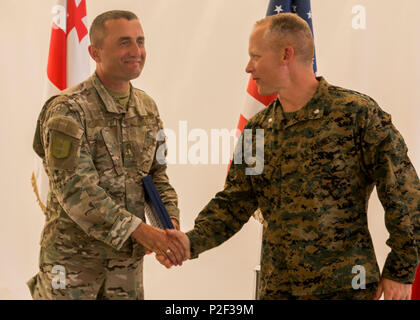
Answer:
[{"xmin": 0, "ymin": 0, "xmax": 419, "ymax": 299}]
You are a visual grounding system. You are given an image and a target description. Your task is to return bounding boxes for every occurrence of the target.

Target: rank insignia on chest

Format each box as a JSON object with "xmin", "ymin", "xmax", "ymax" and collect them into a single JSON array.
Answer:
[{"xmin": 52, "ymin": 137, "xmax": 71, "ymax": 159}]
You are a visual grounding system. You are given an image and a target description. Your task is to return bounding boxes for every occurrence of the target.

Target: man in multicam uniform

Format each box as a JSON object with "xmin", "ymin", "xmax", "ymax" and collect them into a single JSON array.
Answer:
[
  {"xmin": 28, "ymin": 10, "xmax": 185, "ymax": 300},
  {"xmin": 162, "ymin": 13, "xmax": 420, "ymax": 300}
]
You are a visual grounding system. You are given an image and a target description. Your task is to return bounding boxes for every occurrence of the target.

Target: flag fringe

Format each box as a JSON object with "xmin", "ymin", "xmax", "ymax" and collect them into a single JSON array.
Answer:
[{"xmin": 31, "ymin": 171, "xmax": 46, "ymax": 214}]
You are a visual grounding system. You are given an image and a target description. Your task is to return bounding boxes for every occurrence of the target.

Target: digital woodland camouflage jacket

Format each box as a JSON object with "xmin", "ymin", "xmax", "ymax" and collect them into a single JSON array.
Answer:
[
  {"xmin": 186, "ymin": 77, "xmax": 420, "ymax": 297},
  {"xmin": 33, "ymin": 74, "xmax": 179, "ymax": 259}
]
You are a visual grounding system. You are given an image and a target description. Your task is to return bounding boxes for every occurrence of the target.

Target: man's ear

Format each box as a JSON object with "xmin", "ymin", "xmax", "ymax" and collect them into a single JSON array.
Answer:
[
  {"xmin": 282, "ymin": 46, "xmax": 295, "ymax": 64},
  {"xmin": 88, "ymin": 45, "xmax": 101, "ymax": 63}
]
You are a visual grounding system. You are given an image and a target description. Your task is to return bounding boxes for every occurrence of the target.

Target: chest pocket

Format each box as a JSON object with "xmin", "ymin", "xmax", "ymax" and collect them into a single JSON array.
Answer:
[
  {"xmin": 306, "ymin": 136, "xmax": 351, "ymax": 177},
  {"xmin": 101, "ymin": 127, "xmax": 124, "ymax": 175},
  {"xmin": 127, "ymin": 116, "xmax": 159, "ymax": 174},
  {"xmin": 302, "ymin": 135, "xmax": 355, "ymax": 200},
  {"xmin": 86, "ymin": 124, "xmax": 126, "ymax": 203}
]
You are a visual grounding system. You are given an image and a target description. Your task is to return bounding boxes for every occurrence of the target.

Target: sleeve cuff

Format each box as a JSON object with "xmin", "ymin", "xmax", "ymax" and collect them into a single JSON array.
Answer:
[
  {"xmin": 186, "ymin": 229, "xmax": 203, "ymax": 259},
  {"xmin": 166, "ymin": 206, "xmax": 180, "ymax": 222},
  {"xmin": 105, "ymin": 209, "xmax": 143, "ymax": 250},
  {"xmin": 381, "ymin": 252, "xmax": 419, "ymax": 284}
]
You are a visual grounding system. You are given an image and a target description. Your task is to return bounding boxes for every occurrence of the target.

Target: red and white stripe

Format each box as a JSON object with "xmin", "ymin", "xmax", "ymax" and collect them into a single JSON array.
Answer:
[
  {"xmin": 227, "ymin": 77, "xmax": 277, "ymax": 173},
  {"xmin": 235, "ymin": 77, "xmax": 277, "ymax": 139}
]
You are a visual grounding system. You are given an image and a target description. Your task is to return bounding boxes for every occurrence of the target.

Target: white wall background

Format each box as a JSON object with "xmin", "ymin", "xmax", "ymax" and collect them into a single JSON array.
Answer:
[{"xmin": 0, "ymin": 0, "xmax": 419, "ymax": 299}]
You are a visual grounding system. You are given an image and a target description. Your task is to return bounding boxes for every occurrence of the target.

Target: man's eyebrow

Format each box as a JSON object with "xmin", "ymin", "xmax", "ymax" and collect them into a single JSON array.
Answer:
[
  {"xmin": 118, "ymin": 36, "xmax": 145, "ymax": 42},
  {"xmin": 118, "ymin": 36, "xmax": 131, "ymax": 42}
]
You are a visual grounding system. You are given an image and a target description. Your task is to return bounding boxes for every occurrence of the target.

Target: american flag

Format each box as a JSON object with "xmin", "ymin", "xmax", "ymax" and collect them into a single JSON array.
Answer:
[{"xmin": 235, "ymin": 0, "xmax": 317, "ymax": 139}]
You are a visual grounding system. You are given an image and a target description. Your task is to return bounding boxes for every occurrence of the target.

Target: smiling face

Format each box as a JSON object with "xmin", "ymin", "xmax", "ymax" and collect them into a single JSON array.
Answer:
[
  {"xmin": 245, "ymin": 25, "xmax": 286, "ymax": 96},
  {"xmin": 91, "ymin": 18, "xmax": 146, "ymax": 86}
]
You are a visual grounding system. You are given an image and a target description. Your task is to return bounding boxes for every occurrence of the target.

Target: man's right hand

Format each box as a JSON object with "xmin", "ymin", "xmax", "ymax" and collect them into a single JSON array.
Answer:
[
  {"xmin": 155, "ymin": 229, "xmax": 191, "ymax": 268},
  {"xmin": 131, "ymin": 222, "xmax": 187, "ymax": 266}
]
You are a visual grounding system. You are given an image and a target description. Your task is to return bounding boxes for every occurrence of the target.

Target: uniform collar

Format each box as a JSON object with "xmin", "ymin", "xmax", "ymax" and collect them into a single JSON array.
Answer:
[
  {"xmin": 91, "ymin": 73, "xmax": 121, "ymax": 114},
  {"xmin": 274, "ymin": 76, "xmax": 331, "ymax": 129},
  {"xmin": 128, "ymin": 87, "xmax": 148, "ymax": 116},
  {"xmin": 90, "ymin": 73, "xmax": 147, "ymax": 116}
]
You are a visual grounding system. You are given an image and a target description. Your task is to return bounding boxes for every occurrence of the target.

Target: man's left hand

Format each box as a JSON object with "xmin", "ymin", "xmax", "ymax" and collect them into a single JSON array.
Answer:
[
  {"xmin": 171, "ymin": 219, "xmax": 180, "ymax": 230},
  {"xmin": 374, "ymin": 277, "xmax": 412, "ymax": 300}
]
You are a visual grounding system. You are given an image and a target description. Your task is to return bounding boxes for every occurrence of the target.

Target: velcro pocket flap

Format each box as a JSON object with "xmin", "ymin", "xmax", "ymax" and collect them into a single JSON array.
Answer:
[{"xmin": 46, "ymin": 116, "xmax": 84, "ymax": 140}]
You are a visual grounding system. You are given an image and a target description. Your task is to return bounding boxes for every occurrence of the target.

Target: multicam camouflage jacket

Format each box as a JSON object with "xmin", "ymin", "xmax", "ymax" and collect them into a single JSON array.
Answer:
[
  {"xmin": 33, "ymin": 73, "xmax": 179, "ymax": 259},
  {"xmin": 186, "ymin": 77, "xmax": 420, "ymax": 297}
]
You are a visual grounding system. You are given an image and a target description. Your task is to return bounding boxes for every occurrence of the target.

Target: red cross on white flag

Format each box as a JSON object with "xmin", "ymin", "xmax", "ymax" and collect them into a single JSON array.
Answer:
[{"xmin": 32, "ymin": 0, "xmax": 90, "ymax": 212}]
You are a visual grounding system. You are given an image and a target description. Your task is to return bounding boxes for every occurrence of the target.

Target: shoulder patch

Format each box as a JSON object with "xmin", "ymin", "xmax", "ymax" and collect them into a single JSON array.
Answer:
[
  {"xmin": 46, "ymin": 116, "xmax": 83, "ymax": 170},
  {"xmin": 51, "ymin": 136, "xmax": 72, "ymax": 159}
]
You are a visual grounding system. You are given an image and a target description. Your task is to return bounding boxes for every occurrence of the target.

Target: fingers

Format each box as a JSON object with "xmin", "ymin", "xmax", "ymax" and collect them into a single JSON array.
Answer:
[
  {"xmin": 168, "ymin": 238, "xmax": 186, "ymax": 264},
  {"xmin": 165, "ymin": 230, "xmax": 184, "ymax": 256},
  {"xmin": 166, "ymin": 242, "xmax": 184, "ymax": 266},
  {"xmin": 157, "ymin": 231, "xmax": 186, "ymax": 266},
  {"xmin": 168, "ymin": 230, "xmax": 189, "ymax": 259},
  {"xmin": 163, "ymin": 229, "xmax": 188, "ymax": 265},
  {"xmin": 383, "ymin": 289, "xmax": 393, "ymax": 300},
  {"xmin": 384, "ymin": 289, "xmax": 410, "ymax": 300},
  {"xmin": 152, "ymin": 230, "xmax": 190, "ymax": 267},
  {"xmin": 166, "ymin": 229, "xmax": 178, "ymax": 237},
  {"xmin": 138, "ymin": 224, "xmax": 190, "ymax": 268},
  {"xmin": 400, "ymin": 285, "xmax": 412, "ymax": 300},
  {"xmin": 161, "ymin": 247, "xmax": 181, "ymax": 267},
  {"xmin": 155, "ymin": 254, "xmax": 173, "ymax": 269},
  {"xmin": 166, "ymin": 229, "xmax": 191, "ymax": 259},
  {"xmin": 157, "ymin": 241, "xmax": 183, "ymax": 267},
  {"xmin": 139, "ymin": 224, "xmax": 183, "ymax": 265},
  {"xmin": 374, "ymin": 281, "xmax": 383, "ymax": 300},
  {"xmin": 379, "ymin": 278, "xmax": 412, "ymax": 300},
  {"xmin": 171, "ymin": 219, "xmax": 180, "ymax": 230}
]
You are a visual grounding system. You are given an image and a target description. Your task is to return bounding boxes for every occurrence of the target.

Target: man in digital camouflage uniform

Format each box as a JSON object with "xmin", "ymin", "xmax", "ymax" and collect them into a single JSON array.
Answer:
[
  {"xmin": 162, "ymin": 13, "xmax": 420, "ymax": 300},
  {"xmin": 28, "ymin": 10, "xmax": 185, "ymax": 300}
]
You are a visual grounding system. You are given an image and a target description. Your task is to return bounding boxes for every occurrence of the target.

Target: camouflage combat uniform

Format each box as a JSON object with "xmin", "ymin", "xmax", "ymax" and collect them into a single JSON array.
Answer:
[
  {"xmin": 186, "ymin": 77, "xmax": 420, "ymax": 299},
  {"xmin": 28, "ymin": 73, "xmax": 179, "ymax": 299}
]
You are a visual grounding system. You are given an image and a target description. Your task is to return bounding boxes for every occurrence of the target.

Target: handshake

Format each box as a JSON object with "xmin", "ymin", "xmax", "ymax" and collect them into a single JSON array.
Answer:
[{"xmin": 131, "ymin": 219, "xmax": 191, "ymax": 268}]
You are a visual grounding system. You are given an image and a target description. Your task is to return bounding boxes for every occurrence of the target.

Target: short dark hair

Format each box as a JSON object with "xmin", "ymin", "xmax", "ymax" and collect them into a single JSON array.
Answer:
[{"xmin": 89, "ymin": 10, "xmax": 138, "ymax": 47}]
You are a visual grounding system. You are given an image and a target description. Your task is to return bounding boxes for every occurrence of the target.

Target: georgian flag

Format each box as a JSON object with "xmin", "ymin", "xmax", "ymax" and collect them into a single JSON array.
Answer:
[{"xmin": 31, "ymin": 0, "xmax": 90, "ymax": 212}]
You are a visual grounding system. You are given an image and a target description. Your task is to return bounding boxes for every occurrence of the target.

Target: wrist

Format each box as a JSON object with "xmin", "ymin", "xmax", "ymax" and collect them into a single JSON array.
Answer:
[{"xmin": 131, "ymin": 220, "xmax": 145, "ymax": 241}]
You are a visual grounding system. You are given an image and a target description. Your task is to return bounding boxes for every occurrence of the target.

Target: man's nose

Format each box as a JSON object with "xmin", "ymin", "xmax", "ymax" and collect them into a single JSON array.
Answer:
[
  {"xmin": 130, "ymin": 43, "xmax": 144, "ymax": 57},
  {"xmin": 245, "ymin": 60, "xmax": 253, "ymax": 74}
]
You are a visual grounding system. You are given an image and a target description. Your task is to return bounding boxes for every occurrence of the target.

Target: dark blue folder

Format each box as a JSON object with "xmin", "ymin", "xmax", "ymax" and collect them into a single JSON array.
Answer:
[{"xmin": 142, "ymin": 176, "xmax": 174, "ymax": 229}]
